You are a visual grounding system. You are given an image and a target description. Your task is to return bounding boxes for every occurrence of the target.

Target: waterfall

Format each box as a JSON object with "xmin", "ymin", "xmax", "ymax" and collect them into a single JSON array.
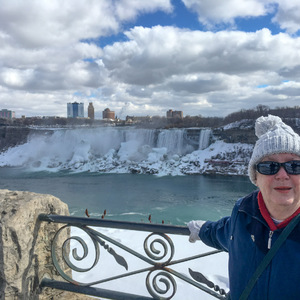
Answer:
[
  {"xmin": 0, "ymin": 126, "xmax": 212, "ymax": 173},
  {"xmin": 157, "ymin": 129, "xmax": 186, "ymax": 155},
  {"xmin": 198, "ymin": 129, "xmax": 212, "ymax": 150}
]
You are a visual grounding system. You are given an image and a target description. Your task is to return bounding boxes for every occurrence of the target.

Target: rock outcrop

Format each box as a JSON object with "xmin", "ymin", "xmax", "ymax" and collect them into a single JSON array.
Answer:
[
  {"xmin": 0, "ymin": 189, "xmax": 90, "ymax": 299},
  {"xmin": 0, "ymin": 127, "xmax": 31, "ymax": 152}
]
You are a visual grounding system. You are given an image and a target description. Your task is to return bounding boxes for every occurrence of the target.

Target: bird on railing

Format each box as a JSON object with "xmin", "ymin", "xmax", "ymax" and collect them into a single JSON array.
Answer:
[
  {"xmin": 85, "ymin": 209, "xmax": 165, "ymax": 225},
  {"xmin": 101, "ymin": 209, "xmax": 107, "ymax": 219},
  {"xmin": 85, "ymin": 208, "xmax": 108, "ymax": 219}
]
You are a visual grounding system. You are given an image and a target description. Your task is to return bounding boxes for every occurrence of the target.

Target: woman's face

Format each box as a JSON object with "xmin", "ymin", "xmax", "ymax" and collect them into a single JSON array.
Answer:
[{"xmin": 256, "ymin": 153, "xmax": 300, "ymax": 219}]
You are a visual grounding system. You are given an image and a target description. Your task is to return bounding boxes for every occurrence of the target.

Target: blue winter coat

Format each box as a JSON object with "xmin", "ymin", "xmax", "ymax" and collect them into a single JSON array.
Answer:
[{"xmin": 199, "ymin": 190, "xmax": 300, "ymax": 300}]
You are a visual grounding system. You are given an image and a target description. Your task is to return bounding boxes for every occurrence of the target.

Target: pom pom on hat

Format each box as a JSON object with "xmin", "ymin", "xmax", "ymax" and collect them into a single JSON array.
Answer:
[
  {"xmin": 248, "ymin": 115, "xmax": 300, "ymax": 185},
  {"xmin": 255, "ymin": 115, "xmax": 283, "ymax": 138}
]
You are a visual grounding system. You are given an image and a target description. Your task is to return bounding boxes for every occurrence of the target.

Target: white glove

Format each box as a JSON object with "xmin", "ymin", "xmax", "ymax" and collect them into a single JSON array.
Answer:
[{"xmin": 188, "ymin": 220, "xmax": 206, "ymax": 243}]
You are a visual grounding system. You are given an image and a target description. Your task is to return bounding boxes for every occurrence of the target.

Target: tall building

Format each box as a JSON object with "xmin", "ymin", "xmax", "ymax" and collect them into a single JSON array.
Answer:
[
  {"xmin": 67, "ymin": 102, "xmax": 84, "ymax": 118},
  {"xmin": 88, "ymin": 102, "xmax": 94, "ymax": 119},
  {"xmin": 0, "ymin": 109, "xmax": 15, "ymax": 119},
  {"xmin": 102, "ymin": 108, "xmax": 115, "ymax": 120},
  {"xmin": 166, "ymin": 109, "xmax": 183, "ymax": 119},
  {"xmin": 166, "ymin": 109, "xmax": 173, "ymax": 118}
]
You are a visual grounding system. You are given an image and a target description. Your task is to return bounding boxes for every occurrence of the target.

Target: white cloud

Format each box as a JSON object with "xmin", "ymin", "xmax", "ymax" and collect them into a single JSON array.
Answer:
[
  {"xmin": 0, "ymin": 0, "xmax": 119, "ymax": 48},
  {"xmin": 0, "ymin": 68, "xmax": 34, "ymax": 87},
  {"xmin": 272, "ymin": 1, "xmax": 300, "ymax": 34},
  {"xmin": 99, "ymin": 26, "xmax": 300, "ymax": 116},
  {"xmin": 1, "ymin": 0, "xmax": 300, "ymax": 118},
  {"xmin": 115, "ymin": 0, "xmax": 173, "ymax": 21},
  {"xmin": 0, "ymin": 0, "xmax": 173, "ymax": 49},
  {"xmin": 266, "ymin": 80, "xmax": 300, "ymax": 96},
  {"xmin": 181, "ymin": 0, "xmax": 270, "ymax": 27},
  {"xmin": 103, "ymin": 26, "xmax": 300, "ymax": 81},
  {"xmin": 182, "ymin": 0, "xmax": 300, "ymax": 34}
]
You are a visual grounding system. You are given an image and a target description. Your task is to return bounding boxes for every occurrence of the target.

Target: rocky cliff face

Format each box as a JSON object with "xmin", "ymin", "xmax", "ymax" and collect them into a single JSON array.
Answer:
[
  {"xmin": 0, "ymin": 189, "xmax": 89, "ymax": 299},
  {"xmin": 0, "ymin": 127, "xmax": 31, "ymax": 151},
  {"xmin": 213, "ymin": 128, "xmax": 257, "ymax": 144}
]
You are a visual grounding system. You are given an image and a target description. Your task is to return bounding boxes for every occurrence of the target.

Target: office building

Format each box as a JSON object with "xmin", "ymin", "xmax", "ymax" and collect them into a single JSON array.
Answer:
[
  {"xmin": 67, "ymin": 102, "xmax": 84, "ymax": 118},
  {"xmin": 166, "ymin": 109, "xmax": 183, "ymax": 119},
  {"xmin": 102, "ymin": 108, "xmax": 115, "ymax": 120},
  {"xmin": 88, "ymin": 102, "xmax": 95, "ymax": 119},
  {"xmin": 0, "ymin": 109, "xmax": 15, "ymax": 119}
]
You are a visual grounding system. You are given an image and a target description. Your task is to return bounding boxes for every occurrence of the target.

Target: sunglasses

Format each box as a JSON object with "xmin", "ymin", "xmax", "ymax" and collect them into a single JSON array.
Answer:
[{"xmin": 256, "ymin": 160, "xmax": 300, "ymax": 175}]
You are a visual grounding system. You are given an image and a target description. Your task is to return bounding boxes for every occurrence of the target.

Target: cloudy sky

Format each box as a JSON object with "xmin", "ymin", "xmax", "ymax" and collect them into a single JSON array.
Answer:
[{"xmin": 1, "ymin": 0, "xmax": 300, "ymax": 119}]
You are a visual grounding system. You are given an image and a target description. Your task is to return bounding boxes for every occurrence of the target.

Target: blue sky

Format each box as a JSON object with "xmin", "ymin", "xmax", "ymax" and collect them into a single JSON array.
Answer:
[
  {"xmin": 0, "ymin": 0, "xmax": 300, "ymax": 118},
  {"xmin": 99, "ymin": 2, "xmax": 285, "ymax": 47}
]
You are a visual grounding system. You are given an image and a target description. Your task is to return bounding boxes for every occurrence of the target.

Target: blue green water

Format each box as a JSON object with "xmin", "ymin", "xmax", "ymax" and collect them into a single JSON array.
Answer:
[{"xmin": 0, "ymin": 168, "xmax": 256, "ymax": 225}]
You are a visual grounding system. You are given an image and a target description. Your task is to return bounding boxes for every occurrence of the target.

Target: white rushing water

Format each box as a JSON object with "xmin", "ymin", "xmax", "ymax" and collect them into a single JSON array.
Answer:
[
  {"xmin": 0, "ymin": 127, "xmax": 253, "ymax": 176},
  {"xmin": 199, "ymin": 128, "xmax": 212, "ymax": 150}
]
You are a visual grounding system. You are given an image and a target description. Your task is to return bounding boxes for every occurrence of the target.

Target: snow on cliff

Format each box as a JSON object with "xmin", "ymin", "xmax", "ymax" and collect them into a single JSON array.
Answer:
[{"xmin": 0, "ymin": 127, "xmax": 254, "ymax": 176}]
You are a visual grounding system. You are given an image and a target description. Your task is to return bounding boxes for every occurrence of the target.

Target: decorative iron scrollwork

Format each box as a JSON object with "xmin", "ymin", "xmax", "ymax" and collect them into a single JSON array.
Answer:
[
  {"xmin": 146, "ymin": 270, "xmax": 177, "ymax": 300},
  {"xmin": 189, "ymin": 268, "xmax": 228, "ymax": 297},
  {"xmin": 40, "ymin": 214, "xmax": 227, "ymax": 299},
  {"xmin": 51, "ymin": 224, "xmax": 128, "ymax": 285},
  {"xmin": 144, "ymin": 232, "xmax": 174, "ymax": 265},
  {"xmin": 143, "ymin": 233, "xmax": 177, "ymax": 299}
]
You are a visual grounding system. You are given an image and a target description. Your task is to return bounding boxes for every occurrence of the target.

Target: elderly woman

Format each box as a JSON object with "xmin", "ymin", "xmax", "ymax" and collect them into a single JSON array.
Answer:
[{"xmin": 188, "ymin": 115, "xmax": 300, "ymax": 300}]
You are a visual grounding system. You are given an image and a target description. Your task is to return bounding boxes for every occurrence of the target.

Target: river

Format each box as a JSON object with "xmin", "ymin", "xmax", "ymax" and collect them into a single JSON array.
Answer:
[{"xmin": 0, "ymin": 168, "xmax": 255, "ymax": 224}]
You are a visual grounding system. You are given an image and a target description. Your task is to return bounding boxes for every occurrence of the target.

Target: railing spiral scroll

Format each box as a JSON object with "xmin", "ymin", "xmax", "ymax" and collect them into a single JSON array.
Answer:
[{"xmin": 39, "ymin": 214, "xmax": 228, "ymax": 299}]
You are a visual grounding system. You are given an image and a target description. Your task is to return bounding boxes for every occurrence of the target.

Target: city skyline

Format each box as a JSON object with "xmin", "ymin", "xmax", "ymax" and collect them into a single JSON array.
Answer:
[
  {"xmin": 0, "ymin": 1, "xmax": 300, "ymax": 119},
  {"xmin": 0, "ymin": 101, "xmax": 184, "ymax": 120}
]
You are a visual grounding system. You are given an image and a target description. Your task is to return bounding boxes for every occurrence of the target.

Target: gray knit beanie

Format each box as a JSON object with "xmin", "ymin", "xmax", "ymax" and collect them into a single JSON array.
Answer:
[{"xmin": 248, "ymin": 115, "xmax": 300, "ymax": 185}]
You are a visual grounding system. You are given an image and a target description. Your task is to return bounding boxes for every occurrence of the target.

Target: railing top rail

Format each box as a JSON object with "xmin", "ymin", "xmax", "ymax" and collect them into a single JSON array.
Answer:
[{"xmin": 38, "ymin": 214, "xmax": 190, "ymax": 236}]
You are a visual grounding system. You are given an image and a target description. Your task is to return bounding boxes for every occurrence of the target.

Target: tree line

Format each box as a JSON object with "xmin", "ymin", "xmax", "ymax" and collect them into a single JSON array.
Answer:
[
  {"xmin": 165, "ymin": 105, "xmax": 300, "ymax": 129},
  {"xmin": 223, "ymin": 105, "xmax": 300, "ymax": 125}
]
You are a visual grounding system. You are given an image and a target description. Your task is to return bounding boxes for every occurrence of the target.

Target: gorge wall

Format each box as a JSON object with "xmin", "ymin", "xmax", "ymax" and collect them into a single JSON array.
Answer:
[
  {"xmin": 0, "ymin": 124, "xmax": 257, "ymax": 153},
  {"xmin": 0, "ymin": 189, "xmax": 87, "ymax": 299},
  {"xmin": 0, "ymin": 124, "xmax": 257, "ymax": 176},
  {"xmin": 0, "ymin": 127, "xmax": 31, "ymax": 151}
]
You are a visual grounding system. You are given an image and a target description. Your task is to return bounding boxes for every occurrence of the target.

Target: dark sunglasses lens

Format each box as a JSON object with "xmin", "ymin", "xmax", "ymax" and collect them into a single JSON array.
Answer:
[
  {"xmin": 285, "ymin": 161, "xmax": 300, "ymax": 175},
  {"xmin": 256, "ymin": 162, "xmax": 279, "ymax": 175}
]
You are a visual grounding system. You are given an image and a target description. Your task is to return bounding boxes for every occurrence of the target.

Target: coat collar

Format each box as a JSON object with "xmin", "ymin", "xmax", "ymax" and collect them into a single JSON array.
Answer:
[
  {"xmin": 238, "ymin": 190, "xmax": 300, "ymax": 231},
  {"xmin": 238, "ymin": 190, "xmax": 263, "ymax": 220}
]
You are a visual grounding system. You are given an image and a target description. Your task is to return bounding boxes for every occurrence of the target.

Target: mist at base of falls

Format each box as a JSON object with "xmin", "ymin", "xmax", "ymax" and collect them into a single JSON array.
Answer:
[{"xmin": 0, "ymin": 127, "xmax": 252, "ymax": 176}]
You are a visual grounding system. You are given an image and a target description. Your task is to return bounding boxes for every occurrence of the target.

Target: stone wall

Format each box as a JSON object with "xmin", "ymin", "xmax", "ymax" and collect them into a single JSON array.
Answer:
[{"xmin": 0, "ymin": 189, "xmax": 90, "ymax": 300}]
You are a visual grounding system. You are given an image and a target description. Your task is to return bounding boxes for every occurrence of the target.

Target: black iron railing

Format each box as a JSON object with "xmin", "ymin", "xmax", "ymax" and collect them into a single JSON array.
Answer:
[{"xmin": 39, "ymin": 214, "xmax": 228, "ymax": 300}]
